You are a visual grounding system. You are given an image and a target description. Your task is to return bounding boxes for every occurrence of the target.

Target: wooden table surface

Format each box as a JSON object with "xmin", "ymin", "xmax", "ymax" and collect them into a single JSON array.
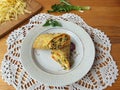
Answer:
[{"xmin": 0, "ymin": 0, "xmax": 120, "ymax": 90}]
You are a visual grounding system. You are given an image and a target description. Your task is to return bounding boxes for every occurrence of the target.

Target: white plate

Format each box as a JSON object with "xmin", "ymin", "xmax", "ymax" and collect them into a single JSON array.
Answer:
[{"xmin": 21, "ymin": 19, "xmax": 95, "ymax": 86}]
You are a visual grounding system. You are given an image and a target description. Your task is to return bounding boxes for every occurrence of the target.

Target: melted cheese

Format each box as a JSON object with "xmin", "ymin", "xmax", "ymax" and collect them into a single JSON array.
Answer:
[{"xmin": 0, "ymin": 0, "xmax": 31, "ymax": 24}]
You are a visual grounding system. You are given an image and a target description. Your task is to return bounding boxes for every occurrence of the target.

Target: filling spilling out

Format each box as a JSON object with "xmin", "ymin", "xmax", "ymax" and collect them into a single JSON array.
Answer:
[{"xmin": 48, "ymin": 34, "xmax": 70, "ymax": 49}]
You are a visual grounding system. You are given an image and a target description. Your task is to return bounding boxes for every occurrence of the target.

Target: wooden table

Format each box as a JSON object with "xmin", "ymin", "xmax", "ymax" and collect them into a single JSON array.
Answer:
[{"xmin": 0, "ymin": 0, "xmax": 120, "ymax": 90}]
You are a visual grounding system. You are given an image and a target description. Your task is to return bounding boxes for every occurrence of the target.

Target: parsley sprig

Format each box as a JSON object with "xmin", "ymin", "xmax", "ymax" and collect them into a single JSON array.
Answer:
[
  {"xmin": 43, "ymin": 19, "xmax": 62, "ymax": 27},
  {"xmin": 48, "ymin": 0, "xmax": 90, "ymax": 13}
]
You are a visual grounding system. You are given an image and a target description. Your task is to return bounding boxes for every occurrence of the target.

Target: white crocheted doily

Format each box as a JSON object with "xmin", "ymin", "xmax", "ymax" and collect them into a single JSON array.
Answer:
[{"xmin": 1, "ymin": 13, "xmax": 119, "ymax": 90}]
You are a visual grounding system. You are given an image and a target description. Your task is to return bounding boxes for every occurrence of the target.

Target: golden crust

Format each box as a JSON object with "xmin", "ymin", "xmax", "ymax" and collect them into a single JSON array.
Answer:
[{"xmin": 33, "ymin": 33, "xmax": 70, "ymax": 49}]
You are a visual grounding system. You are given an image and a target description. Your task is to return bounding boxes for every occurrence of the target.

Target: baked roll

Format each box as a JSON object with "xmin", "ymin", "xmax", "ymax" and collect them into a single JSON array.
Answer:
[
  {"xmin": 51, "ymin": 45, "xmax": 70, "ymax": 70},
  {"xmin": 33, "ymin": 33, "xmax": 70, "ymax": 49}
]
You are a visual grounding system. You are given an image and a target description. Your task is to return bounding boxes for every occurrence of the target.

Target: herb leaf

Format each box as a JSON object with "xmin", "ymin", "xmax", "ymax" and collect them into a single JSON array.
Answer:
[
  {"xmin": 48, "ymin": 0, "xmax": 90, "ymax": 13},
  {"xmin": 43, "ymin": 20, "xmax": 51, "ymax": 26},
  {"xmin": 43, "ymin": 19, "xmax": 62, "ymax": 27}
]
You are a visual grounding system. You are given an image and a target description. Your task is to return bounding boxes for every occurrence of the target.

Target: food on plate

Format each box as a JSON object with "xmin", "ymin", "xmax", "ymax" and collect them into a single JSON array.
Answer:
[
  {"xmin": 33, "ymin": 33, "xmax": 71, "ymax": 70},
  {"xmin": 33, "ymin": 33, "xmax": 70, "ymax": 49},
  {"xmin": 51, "ymin": 45, "xmax": 70, "ymax": 70},
  {"xmin": 0, "ymin": 0, "xmax": 31, "ymax": 24}
]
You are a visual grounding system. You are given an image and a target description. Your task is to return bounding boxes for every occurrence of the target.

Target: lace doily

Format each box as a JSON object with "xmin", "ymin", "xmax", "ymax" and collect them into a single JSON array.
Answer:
[{"xmin": 1, "ymin": 13, "xmax": 118, "ymax": 90}]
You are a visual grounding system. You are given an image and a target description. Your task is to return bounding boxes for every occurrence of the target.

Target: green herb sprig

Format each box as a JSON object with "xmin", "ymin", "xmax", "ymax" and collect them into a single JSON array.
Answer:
[
  {"xmin": 43, "ymin": 19, "xmax": 62, "ymax": 27},
  {"xmin": 48, "ymin": 0, "xmax": 90, "ymax": 13}
]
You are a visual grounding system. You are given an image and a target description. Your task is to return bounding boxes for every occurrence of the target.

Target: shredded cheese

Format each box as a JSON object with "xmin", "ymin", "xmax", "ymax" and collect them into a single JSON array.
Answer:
[{"xmin": 0, "ymin": 0, "xmax": 31, "ymax": 24}]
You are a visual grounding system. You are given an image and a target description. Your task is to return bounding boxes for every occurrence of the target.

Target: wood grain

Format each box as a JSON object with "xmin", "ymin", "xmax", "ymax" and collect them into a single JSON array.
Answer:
[
  {"xmin": 0, "ymin": 0, "xmax": 120, "ymax": 90},
  {"xmin": 0, "ymin": 0, "xmax": 42, "ymax": 38}
]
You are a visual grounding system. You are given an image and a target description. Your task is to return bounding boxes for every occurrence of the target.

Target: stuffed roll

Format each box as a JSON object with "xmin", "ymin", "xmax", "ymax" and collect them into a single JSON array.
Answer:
[
  {"xmin": 33, "ymin": 33, "xmax": 70, "ymax": 49},
  {"xmin": 51, "ymin": 45, "xmax": 70, "ymax": 70}
]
